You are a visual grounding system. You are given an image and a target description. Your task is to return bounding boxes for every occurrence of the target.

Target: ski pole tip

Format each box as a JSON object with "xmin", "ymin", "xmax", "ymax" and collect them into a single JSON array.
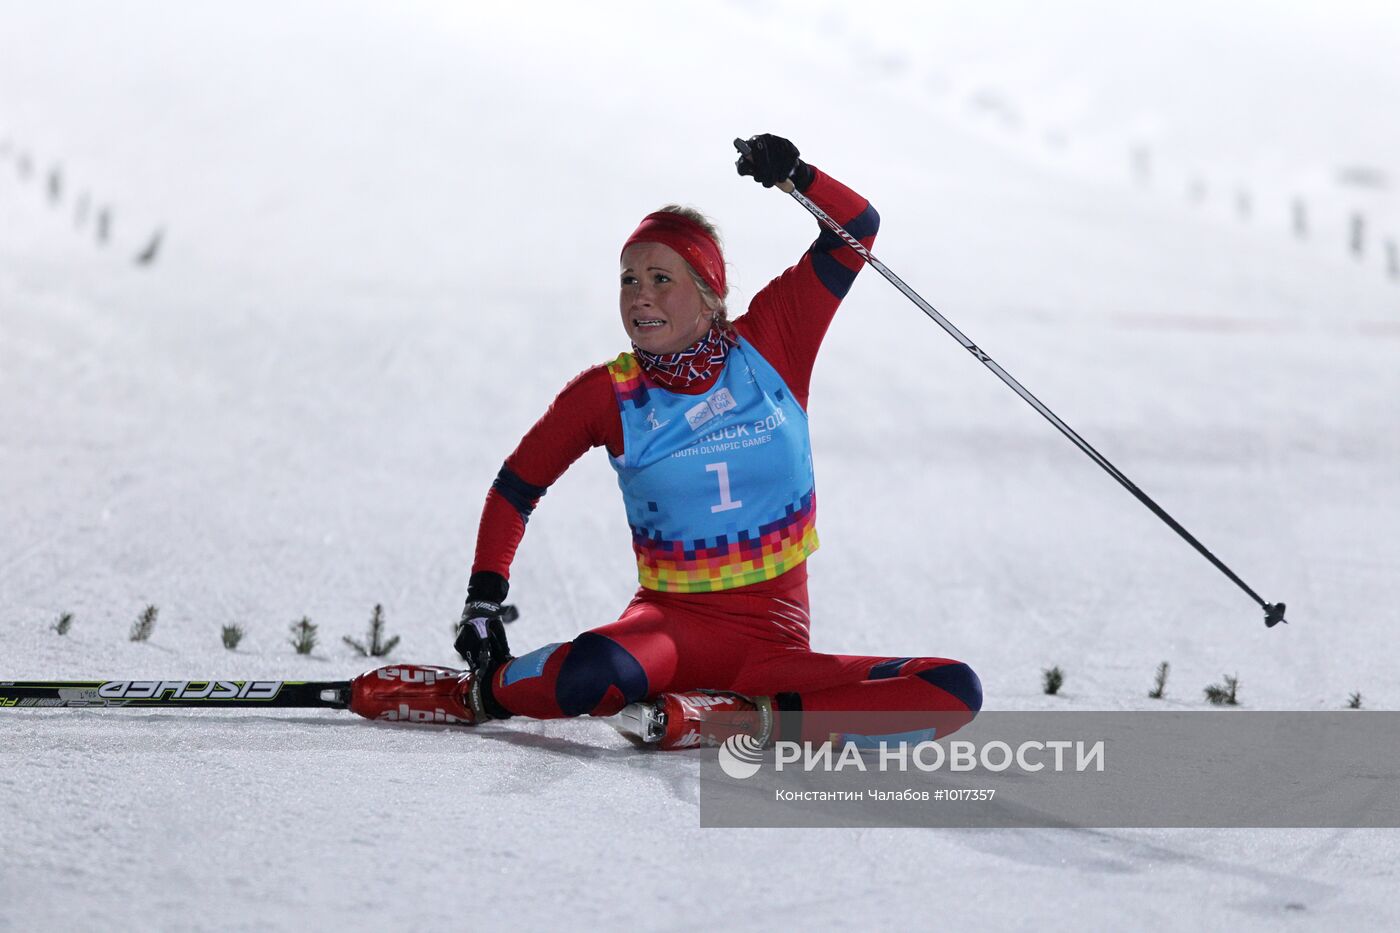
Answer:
[{"xmin": 1264, "ymin": 602, "xmax": 1287, "ymax": 628}]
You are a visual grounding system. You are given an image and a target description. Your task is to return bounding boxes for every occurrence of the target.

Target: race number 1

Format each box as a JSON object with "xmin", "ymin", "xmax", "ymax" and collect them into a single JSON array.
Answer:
[{"xmin": 705, "ymin": 462, "xmax": 743, "ymax": 513}]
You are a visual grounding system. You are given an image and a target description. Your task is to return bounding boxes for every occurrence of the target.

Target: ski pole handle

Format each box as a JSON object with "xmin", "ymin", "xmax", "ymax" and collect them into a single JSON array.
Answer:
[{"xmin": 733, "ymin": 137, "xmax": 797, "ymax": 193}]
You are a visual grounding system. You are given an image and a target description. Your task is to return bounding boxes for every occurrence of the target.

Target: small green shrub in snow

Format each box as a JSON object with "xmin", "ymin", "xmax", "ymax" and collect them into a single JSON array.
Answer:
[
  {"xmin": 1148, "ymin": 661, "xmax": 1170, "ymax": 699},
  {"xmin": 343, "ymin": 604, "xmax": 399, "ymax": 658},
  {"xmin": 289, "ymin": 616, "xmax": 318, "ymax": 655},
  {"xmin": 1203, "ymin": 674, "xmax": 1240, "ymax": 706},
  {"xmin": 129, "ymin": 604, "xmax": 158, "ymax": 642}
]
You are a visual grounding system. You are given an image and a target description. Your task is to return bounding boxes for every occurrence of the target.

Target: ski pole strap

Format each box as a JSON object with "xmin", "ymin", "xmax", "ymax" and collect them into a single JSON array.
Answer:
[{"xmin": 782, "ymin": 183, "xmax": 1287, "ymax": 629}]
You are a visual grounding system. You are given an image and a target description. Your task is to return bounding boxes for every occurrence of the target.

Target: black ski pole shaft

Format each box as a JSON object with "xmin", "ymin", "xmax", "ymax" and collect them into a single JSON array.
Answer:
[
  {"xmin": 736, "ymin": 139, "xmax": 1286, "ymax": 628},
  {"xmin": 0, "ymin": 679, "xmax": 350, "ymax": 709}
]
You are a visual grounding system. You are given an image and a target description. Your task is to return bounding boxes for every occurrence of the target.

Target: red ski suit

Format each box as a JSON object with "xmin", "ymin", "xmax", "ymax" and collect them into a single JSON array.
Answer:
[{"xmin": 473, "ymin": 168, "xmax": 981, "ymax": 744}]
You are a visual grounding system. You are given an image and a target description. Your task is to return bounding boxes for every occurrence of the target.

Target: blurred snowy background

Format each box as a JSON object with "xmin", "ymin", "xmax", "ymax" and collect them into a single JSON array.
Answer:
[{"xmin": 2, "ymin": 1, "xmax": 1399, "ymax": 929}]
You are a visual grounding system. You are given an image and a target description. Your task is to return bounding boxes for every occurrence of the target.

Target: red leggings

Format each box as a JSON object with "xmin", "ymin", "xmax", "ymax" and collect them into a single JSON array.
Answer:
[{"xmin": 491, "ymin": 571, "xmax": 981, "ymax": 744}]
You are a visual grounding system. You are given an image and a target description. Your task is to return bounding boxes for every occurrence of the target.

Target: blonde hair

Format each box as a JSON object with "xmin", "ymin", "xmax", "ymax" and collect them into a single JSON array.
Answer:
[{"xmin": 655, "ymin": 204, "xmax": 730, "ymax": 327}]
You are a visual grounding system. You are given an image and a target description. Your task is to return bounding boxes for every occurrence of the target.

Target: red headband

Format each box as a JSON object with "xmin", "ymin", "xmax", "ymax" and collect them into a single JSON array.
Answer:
[{"xmin": 621, "ymin": 211, "xmax": 726, "ymax": 298}]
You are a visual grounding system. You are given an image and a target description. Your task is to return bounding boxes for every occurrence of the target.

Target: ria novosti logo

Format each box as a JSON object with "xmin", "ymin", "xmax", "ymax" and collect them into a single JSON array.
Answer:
[
  {"xmin": 717, "ymin": 734, "xmax": 765, "ymax": 779},
  {"xmin": 717, "ymin": 737, "xmax": 1106, "ymax": 778}
]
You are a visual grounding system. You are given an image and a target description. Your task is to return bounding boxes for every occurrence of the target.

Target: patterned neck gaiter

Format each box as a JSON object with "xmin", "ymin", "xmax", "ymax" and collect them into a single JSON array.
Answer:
[{"xmin": 633, "ymin": 324, "xmax": 737, "ymax": 390}]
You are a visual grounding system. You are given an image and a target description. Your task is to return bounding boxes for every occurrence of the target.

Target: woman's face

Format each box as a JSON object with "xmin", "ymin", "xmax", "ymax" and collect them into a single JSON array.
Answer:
[{"xmin": 619, "ymin": 242, "xmax": 712, "ymax": 355}]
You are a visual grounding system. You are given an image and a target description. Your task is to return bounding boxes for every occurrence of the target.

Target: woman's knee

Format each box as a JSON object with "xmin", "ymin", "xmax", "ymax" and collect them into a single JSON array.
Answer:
[
  {"xmin": 912, "ymin": 660, "xmax": 983, "ymax": 713},
  {"xmin": 554, "ymin": 632, "xmax": 650, "ymax": 716}
]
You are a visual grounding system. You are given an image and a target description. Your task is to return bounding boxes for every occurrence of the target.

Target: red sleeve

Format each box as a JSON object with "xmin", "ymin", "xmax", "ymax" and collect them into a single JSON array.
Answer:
[
  {"xmin": 732, "ymin": 165, "xmax": 880, "ymax": 409},
  {"xmin": 471, "ymin": 364, "xmax": 622, "ymax": 580}
]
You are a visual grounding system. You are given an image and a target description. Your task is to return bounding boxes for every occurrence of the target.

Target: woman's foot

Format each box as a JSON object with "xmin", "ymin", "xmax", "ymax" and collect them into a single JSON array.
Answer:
[{"xmin": 619, "ymin": 691, "xmax": 773, "ymax": 749}]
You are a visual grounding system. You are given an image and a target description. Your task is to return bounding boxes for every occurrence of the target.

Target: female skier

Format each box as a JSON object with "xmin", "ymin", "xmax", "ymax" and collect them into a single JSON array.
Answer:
[{"xmin": 351, "ymin": 134, "xmax": 981, "ymax": 747}]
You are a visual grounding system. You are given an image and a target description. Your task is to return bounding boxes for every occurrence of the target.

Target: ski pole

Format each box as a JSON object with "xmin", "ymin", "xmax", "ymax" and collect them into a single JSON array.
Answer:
[{"xmin": 735, "ymin": 139, "xmax": 1287, "ymax": 628}]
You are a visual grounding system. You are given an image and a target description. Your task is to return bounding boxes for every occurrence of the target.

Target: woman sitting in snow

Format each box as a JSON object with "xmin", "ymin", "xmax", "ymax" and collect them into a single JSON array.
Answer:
[{"xmin": 352, "ymin": 134, "xmax": 981, "ymax": 748}]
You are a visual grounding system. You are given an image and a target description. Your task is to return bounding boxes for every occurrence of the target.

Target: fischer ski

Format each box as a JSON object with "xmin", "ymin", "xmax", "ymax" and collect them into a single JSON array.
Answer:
[
  {"xmin": 0, "ymin": 679, "xmax": 350, "ymax": 709},
  {"xmin": 0, "ymin": 665, "xmax": 480, "ymax": 725}
]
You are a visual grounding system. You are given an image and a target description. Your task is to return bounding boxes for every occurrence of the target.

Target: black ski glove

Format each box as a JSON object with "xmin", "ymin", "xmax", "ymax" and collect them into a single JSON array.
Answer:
[
  {"xmin": 734, "ymin": 133, "xmax": 815, "ymax": 191},
  {"xmin": 455, "ymin": 571, "xmax": 512, "ymax": 675}
]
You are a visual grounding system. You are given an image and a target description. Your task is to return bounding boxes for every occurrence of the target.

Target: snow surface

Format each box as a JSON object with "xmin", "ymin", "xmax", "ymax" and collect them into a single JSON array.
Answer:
[{"xmin": 2, "ymin": 1, "xmax": 1399, "ymax": 929}]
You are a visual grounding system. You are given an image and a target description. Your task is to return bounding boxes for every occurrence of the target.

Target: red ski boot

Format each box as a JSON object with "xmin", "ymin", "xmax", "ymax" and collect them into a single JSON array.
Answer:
[
  {"xmin": 620, "ymin": 690, "xmax": 773, "ymax": 750},
  {"xmin": 348, "ymin": 664, "xmax": 480, "ymax": 725}
]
